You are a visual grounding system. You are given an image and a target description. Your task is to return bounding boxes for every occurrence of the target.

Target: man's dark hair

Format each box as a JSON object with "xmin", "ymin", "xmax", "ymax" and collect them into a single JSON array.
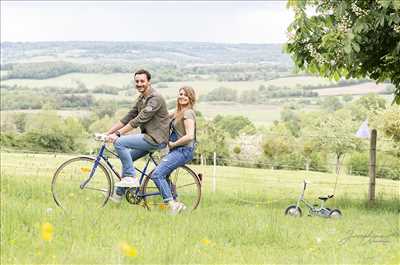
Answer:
[{"xmin": 134, "ymin": 69, "xmax": 151, "ymax": 81}]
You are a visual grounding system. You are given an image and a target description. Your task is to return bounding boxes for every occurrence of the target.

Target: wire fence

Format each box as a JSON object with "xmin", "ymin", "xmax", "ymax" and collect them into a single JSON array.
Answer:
[
  {"xmin": 1, "ymin": 127, "xmax": 399, "ymax": 200},
  {"xmin": 1, "ymin": 150, "xmax": 398, "ymax": 189}
]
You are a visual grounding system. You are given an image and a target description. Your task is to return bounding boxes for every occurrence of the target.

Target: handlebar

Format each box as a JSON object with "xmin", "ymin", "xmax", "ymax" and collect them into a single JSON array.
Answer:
[
  {"xmin": 303, "ymin": 179, "xmax": 309, "ymax": 190},
  {"xmin": 94, "ymin": 133, "xmax": 108, "ymax": 142}
]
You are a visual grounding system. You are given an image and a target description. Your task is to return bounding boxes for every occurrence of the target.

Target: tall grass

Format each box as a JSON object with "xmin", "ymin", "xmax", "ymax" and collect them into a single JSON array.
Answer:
[{"xmin": 1, "ymin": 152, "xmax": 399, "ymax": 264}]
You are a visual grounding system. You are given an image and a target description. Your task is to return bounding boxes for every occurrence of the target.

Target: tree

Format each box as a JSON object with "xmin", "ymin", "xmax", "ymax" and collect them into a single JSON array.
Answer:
[
  {"xmin": 318, "ymin": 109, "xmax": 362, "ymax": 174},
  {"xmin": 285, "ymin": 0, "xmax": 400, "ymax": 104},
  {"xmin": 196, "ymin": 117, "xmax": 229, "ymax": 163},
  {"xmin": 213, "ymin": 115, "xmax": 255, "ymax": 138},
  {"xmin": 262, "ymin": 123, "xmax": 296, "ymax": 169},
  {"xmin": 280, "ymin": 105, "xmax": 301, "ymax": 136},
  {"xmin": 354, "ymin": 93, "xmax": 386, "ymax": 112},
  {"xmin": 204, "ymin": 87, "xmax": 237, "ymax": 102},
  {"xmin": 321, "ymin": 96, "xmax": 343, "ymax": 112},
  {"xmin": 92, "ymin": 100, "xmax": 117, "ymax": 119}
]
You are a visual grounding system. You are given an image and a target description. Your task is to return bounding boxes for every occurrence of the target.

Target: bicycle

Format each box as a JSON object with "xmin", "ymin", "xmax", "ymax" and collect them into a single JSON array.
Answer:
[
  {"xmin": 51, "ymin": 133, "xmax": 202, "ymax": 212},
  {"xmin": 284, "ymin": 180, "xmax": 342, "ymax": 218}
]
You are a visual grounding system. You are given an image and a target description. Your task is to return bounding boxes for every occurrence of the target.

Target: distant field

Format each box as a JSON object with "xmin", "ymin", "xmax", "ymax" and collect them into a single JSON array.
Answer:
[
  {"xmin": 0, "ymin": 103, "xmax": 317, "ymax": 127},
  {"xmin": 197, "ymin": 102, "xmax": 320, "ymax": 126},
  {"xmin": 2, "ymin": 73, "xmax": 133, "ymax": 89},
  {"xmin": 314, "ymin": 82, "xmax": 386, "ymax": 96},
  {"xmin": 3, "ymin": 73, "xmax": 389, "ymax": 99},
  {"xmin": 197, "ymin": 102, "xmax": 282, "ymax": 126},
  {"xmin": 3, "ymin": 74, "xmax": 334, "ymax": 95},
  {"xmin": 2, "ymin": 74, "xmax": 393, "ymax": 126}
]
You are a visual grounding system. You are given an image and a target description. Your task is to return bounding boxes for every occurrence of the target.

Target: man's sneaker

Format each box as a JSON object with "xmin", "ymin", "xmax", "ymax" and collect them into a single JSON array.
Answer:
[
  {"xmin": 109, "ymin": 193, "xmax": 122, "ymax": 203},
  {"xmin": 115, "ymin": 177, "xmax": 139, "ymax": 188},
  {"xmin": 170, "ymin": 201, "xmax": 187, "ymax": 215},
  {"xmin": 104, "ymin": 187, "xmax": 123, "ymax": 203}
]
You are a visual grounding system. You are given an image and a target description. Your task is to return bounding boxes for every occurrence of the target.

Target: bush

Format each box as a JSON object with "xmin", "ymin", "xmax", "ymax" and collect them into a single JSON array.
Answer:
[
  {"xmin": 308, "ymin": 152, "xmax": 329, "ymax": 172},
  {"xmin": 346, "ymin": 152, "xmax": 400, "ymax": 180},
  {"xmin": 346, "ymin": 153, "xmax": 369, "ymax": 176},
  {"xmin": 0, "ymin": 133, "xmax": 20, "ymax": 148}
]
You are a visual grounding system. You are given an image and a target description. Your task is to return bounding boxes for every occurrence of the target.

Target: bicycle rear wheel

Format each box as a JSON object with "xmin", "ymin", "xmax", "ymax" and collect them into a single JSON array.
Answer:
[
  {"xmin": 141, "ymin": 165, "xmax": 201, "ymax": 212},
  {"xmin": 51, "ymin": 157, "xmax": 112, "ymax": 210}
]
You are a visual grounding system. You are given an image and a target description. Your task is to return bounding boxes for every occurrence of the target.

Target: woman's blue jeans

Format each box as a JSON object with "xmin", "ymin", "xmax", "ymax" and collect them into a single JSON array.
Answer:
[
  {"xmin": 113, "ymin": 134, "xmax": 165, "ymax": 196},
  {"xmin": 151, "ymin": 145, "xmax": 194, "ymax": 202}
]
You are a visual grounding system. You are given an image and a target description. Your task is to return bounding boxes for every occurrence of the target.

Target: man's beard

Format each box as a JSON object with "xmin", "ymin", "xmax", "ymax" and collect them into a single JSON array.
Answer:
[{"xmin": 136, "ymin": 85, "xmax": 147, "ymax": 90}]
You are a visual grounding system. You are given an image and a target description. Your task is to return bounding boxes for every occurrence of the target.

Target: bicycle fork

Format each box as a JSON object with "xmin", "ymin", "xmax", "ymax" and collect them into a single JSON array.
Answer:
[{"xmin": 80, "ymin": 145, "xmax": 106, "ymax": 189}]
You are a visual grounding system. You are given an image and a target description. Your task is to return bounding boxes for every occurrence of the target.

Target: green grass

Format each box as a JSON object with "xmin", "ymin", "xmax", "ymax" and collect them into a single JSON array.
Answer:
[{"xmin": 1, "ymin": 151, "xmax": 399, "ymax": 264}]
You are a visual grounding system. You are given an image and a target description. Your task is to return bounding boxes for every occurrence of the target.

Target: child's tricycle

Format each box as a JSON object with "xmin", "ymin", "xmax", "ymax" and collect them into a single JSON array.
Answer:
[{"xmin": 285, "ymin": 180, "xmax": 342, "ymax": 218}]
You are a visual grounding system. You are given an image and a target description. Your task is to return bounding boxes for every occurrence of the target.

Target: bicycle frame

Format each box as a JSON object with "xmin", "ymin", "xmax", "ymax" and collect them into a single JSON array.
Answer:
[{"xmin": 80, "ymin": 143, "xmax": 162, "ymax": 199}]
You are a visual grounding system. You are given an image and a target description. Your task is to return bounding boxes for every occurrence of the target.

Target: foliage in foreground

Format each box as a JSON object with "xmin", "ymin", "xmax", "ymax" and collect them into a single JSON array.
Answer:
[{"xmin": 285, "ymin": 0, "xmax": 400, "ymax": 103}]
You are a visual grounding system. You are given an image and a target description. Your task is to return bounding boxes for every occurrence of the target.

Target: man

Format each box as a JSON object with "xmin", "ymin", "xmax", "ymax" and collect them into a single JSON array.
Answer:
[{"xmin": 106, "ymin": 69, "xmax": 170, "ymax": 202}]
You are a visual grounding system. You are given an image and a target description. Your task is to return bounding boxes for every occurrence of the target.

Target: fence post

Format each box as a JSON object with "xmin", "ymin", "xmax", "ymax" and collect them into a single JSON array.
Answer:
[
  {"xmin": 212, "ymin": 152, "xmax": 216, "ymax": 193},
  {"xmin": 368, "ymin": 129, "xmax": 377, "ymax": 204}
]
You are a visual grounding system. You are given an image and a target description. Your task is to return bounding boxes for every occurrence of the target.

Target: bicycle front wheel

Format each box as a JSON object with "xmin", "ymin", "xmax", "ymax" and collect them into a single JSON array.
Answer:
[
  {"xmin": 51, "ymin": 157, "xmax": 112, "ymax": 210},
  {"xmin": 142, "ymin": 165, "xmax": 201, "ymax": 212}
]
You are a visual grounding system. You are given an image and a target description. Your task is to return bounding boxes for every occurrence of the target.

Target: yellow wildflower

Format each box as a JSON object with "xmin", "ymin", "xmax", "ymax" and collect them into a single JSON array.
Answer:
[
  {"xmin": 81, "ymin": 167, "xmax": 91, "ymax": 173},
  {"xmin": 159, "ymin": 204, "xmax": 168, "ymax": 210},
  {"xmin": 41, "ymin": 222, "xmax": 54, "ymax": 241},
  {"xmin": 119, "ymin": 241, "xmax": 138, "ymax": 257},
  {"xmin": 200, "ymin": 239, "xmax": 211, "ymax": 245}
]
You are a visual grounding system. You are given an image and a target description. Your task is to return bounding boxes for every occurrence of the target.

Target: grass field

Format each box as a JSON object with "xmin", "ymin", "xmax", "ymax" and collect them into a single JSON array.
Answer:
[
  {"xmin": 1, "ymin": 151, "xmax": 399, "ymax": 264},
  {"xmin": 2, "ymin": 74, "xmax": 334, "ymax": 95},
  {"xmin": 0, "ymin": 101, "xmax": 318, "ymax": 127},
  {"xmin": 196, "ymin": 102, "xmax": 320, "ymax": 126},
  {"xmin": 314, "ymin": 82, "xmax": 386, "ymax": 96},
  {"xmin": 2, "ymin": 73, "xmax": 133, "ymax": 89}
]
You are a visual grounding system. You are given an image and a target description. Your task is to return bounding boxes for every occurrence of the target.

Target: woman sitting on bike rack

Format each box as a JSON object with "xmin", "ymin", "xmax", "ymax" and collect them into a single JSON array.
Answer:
[{"xmin": 150, "ymin": 86, "xmax": 197, "ymax": 215}]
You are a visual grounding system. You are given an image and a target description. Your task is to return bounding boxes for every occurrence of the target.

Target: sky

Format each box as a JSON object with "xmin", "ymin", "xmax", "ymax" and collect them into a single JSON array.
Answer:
[{"xmin": 1, "ymin": 1, "xmax": 294, "ymax": 44}]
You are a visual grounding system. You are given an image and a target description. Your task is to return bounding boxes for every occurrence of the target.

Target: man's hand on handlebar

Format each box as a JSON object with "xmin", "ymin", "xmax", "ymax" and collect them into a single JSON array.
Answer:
[
  {"xmin": 107, "ymin": 133, "xmax": 119, "ymax": 143},
  {"xmin": 94, "ymin": 133, "xmax": 118, "ymax": 143}
]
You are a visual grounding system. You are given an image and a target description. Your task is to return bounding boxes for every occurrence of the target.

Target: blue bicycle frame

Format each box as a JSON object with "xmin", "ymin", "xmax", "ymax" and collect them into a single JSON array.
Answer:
[{"xmin": 80, "ymin": 143, "xmax": 162, "ymax": 199}]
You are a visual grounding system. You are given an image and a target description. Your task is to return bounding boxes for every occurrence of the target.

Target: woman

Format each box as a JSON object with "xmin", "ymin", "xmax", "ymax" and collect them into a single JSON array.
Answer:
[{"xmin": 150, "ymin": 86, "xmax": 197, "ymax": 214}]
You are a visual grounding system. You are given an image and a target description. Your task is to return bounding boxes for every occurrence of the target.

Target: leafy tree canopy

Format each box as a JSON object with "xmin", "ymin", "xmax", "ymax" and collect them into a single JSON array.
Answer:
[{"xmin": 285, "ymin": 0, "xmax": 400, "ymax": 104}]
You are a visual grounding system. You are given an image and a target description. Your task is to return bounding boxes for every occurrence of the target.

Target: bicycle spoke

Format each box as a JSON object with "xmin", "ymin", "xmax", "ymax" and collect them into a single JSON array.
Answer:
[
  {"xmin": 84, "ymin": 187, "xmax": 109, "ymax": 193},
  {"xmin": 142, "ymin": 166, "xmax": 201, "ymax": 211},
  {"xmin": 175, "ymin": 182, "xmax": 196, "ymax": 189},
  {"xmin": 51, "ymin": 157, "xmax": 112, "ymax": 210}
]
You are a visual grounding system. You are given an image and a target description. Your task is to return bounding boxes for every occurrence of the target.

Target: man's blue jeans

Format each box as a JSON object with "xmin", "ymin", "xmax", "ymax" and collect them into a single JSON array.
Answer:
[
  {"xmin": 150, "ymin": 146, "xmax": 194, "ymax": 202},
  {"xmin": 114, "ymin": 134, "xmax": 165, "ymax": 196}
]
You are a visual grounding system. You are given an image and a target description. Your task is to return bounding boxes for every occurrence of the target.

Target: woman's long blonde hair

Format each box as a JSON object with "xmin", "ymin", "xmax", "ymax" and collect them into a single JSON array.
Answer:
[{"xmin": 175, "ymin": 86, "xmax": 196, "ymax": 121}]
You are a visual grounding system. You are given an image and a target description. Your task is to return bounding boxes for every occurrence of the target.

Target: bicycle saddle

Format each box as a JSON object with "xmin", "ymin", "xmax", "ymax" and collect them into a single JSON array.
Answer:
[{"xmin": 318, "ymin": 194, "xmax": 334, "ymax": 201}]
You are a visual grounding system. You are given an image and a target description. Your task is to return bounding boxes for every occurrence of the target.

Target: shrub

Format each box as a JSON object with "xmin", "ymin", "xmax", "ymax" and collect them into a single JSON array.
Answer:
[{"xmin": 346, "ymin": 153, "xmax": 369, "ymax": 176}]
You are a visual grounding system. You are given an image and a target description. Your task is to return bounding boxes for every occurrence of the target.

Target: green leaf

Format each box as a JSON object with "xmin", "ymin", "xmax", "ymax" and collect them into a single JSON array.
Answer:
[
  {"xmin": 344, "ymin": 44, "xmax": 352, "ymax": 54},
  {"xmin": 380, "ymin": 15, "xmax": 385, "ymax": 26},
  {"xmin": 352, "ymin": 42, "xmax": 360, "ymax": 53},
  {"xmin": 394, "ymin": 0, "xmax": 400, "ymax": 10},
  {"xmin": 333, "ymin": 71, "xmax": 341, "ymax": 81},
  {"xmin": 378, "ymin": 0, "xmax": 392, "ymax": 9}
]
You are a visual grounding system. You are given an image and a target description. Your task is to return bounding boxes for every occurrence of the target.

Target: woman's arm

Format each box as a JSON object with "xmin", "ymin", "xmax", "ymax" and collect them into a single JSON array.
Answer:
[{"xmin": 169, "ymin": 118, "xmax": 195, "ymax": 149}]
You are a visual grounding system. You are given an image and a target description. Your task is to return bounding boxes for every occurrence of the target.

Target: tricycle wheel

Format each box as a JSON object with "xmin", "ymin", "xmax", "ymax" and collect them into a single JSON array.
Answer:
[
  {"xmin": 285, "ymin": 205, "xmax": 302, "ymax": 217},
  {"xmin": 329, "ymin": 209, "xmax": 342, "ymax": 219}
]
